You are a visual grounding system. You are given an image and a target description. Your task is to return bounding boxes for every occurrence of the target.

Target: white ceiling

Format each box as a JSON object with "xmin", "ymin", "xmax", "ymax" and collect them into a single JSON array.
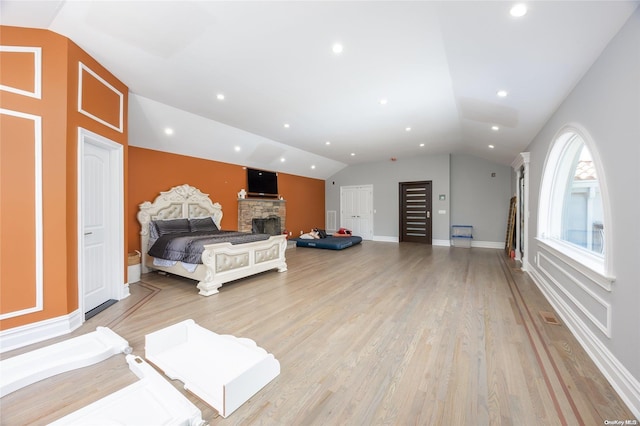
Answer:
[{"xmin": 1, "ymin": 1, "xmax": 638, "ymax": 179}]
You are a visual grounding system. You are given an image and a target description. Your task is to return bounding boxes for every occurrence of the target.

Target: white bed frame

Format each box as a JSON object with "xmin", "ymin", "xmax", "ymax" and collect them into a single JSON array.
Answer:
[{"xmin": 138, "ymin": 184, "xmax": 287, "ymax": 296}]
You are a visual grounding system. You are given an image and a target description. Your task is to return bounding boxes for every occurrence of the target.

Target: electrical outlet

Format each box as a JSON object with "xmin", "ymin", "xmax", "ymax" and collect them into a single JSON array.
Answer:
[
  {"xmin": 300, "ymin": 230, "xmax": 303, "ymax": 235},
  {"xmin": 289, "ymin": 231, "xmax": 292, "ymax": 236}
]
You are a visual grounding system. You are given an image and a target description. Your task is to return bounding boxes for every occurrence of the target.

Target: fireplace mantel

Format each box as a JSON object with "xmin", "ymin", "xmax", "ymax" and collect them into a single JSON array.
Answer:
[{"xmin": 238, "ymin": 199, "xmax": 286, "ymax": 233}]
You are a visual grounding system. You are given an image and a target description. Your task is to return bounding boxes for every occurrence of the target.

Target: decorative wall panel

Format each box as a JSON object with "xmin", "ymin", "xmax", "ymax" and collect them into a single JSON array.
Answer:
[
  {"xmin": 0, "ymin": 109, "xmax": 43, "ymax": 319},
  {"xmin": 537, "ymin": 249, "xmax": 611, "ymax": 337},
  {"xmin": 78, "ymin": 62, "xmax": 123, "ymax": 133},
  {"xmin": 0, "ymin": 46, "xmax": 42, "ymax": 99}
]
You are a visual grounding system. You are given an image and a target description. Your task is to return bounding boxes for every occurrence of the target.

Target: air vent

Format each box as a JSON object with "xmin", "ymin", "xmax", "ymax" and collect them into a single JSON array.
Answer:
[
  {"xmin": 326, "ymin": 210, "xmax": 337, "ymax": 233},
  {"xmin": 539, "ymin": 311, "xmax": 561, "ymax": 325}
]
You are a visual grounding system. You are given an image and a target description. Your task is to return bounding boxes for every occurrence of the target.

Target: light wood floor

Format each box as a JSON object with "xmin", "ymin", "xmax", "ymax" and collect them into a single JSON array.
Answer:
[{"xmin": 1, "ymin": 242, "xmax": 636, "ymax": 425}]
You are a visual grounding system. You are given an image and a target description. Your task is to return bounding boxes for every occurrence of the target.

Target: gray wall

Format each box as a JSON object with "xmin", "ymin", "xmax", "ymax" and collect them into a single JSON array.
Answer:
[
  {"xmin": 450, "ymin": 154, "xmax": 512, "ymax": 244},
  {"xmin": 325, "ymin": 153, "xmax": 511, "ymax": 244},
  {"xmin": 325, "ymin": 154, "xmax": 451, "ymax": 240},
  {"xmin": 524, "ymin": 8, "xmax": 639, "ymax": 414}
]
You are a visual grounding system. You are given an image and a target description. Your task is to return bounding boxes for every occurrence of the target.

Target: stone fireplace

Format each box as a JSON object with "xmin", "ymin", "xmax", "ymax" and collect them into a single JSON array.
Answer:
[
  {"xmin": 252, "ymin": 216, "xmax": 281, "ymax": 236},
  {"xmin": 238, "ymin": 199, "xmax": 286, "ymax": 235}
]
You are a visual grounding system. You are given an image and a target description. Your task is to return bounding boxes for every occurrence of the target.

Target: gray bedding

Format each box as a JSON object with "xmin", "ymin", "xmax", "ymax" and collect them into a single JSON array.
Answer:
[{"xmin": 148, "ymin": 231, "xmax": 271, "ymax": 264}]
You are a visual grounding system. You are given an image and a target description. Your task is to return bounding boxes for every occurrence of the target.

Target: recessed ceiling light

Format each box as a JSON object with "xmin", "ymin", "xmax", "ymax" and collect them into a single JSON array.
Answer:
[
  {"xmin": 497, "ymin": 90, "xmax": 508, "ymax": 97},
  {"xmin": 332, "ymin": 43, "xmax": 343, "ymax": 54},
  {"xmin": 325, "ymin": 141, "xmax": 331, "ymax": 145},
  {"xmin": 280, "ymin": 157, "xmax": 286, "ymax": 162},
  {"xmin": 311, "ymin": 165, "xmax": 316, "ymax": 169},
  {"xmin": 350, "ymin": 152, "xmax": 356, "ymax": 156},
  {"xmin": 283, "ymin": 123, "xmax": 290, "ymax": 128},
  {"xmin": 488, "ymin": 144, "xmax": 495, "ymax": 149},
  {"xmin": 492, "ymin": 125, "xmax": 500, "ymax": 131},
  {"xmin": 216, "ymin": 93, "xmax": 225, "ymax": 100},
  {"xmin": 405, "ymin": 127, "xmax": 412, "ymax": 132},
  {"xmin": 234, "ymin": 146, "xmax": 241, "ymax": 152},
  {"xmin": 419, "ymin": 143, "xmax": 425, "ymax": 147},
  {"xmin": 164, "ymin": 128, "xmax": 174, "ymax": 135},
  {"xmin": 510, "ymin": 3, "xmax": 527, "ymax": 17},
  {"xmin": 379, "ymin": 98, "xmax": 388, "ymax": 105}
]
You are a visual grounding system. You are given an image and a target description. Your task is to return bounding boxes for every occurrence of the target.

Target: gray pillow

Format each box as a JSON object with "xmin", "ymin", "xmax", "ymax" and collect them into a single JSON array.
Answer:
[
  {"xmin": 153, "ymin": 218, "xmax": 190, "ymax": 236},
  {"xmin": 189, "ymin": 217, "xmax": 219, "ymax": 233}
]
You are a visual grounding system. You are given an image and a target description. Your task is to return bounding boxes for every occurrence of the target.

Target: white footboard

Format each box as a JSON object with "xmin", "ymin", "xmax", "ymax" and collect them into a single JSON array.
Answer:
[{"xmin": 197, "ymin": 234, "xmax": 288, "ymax": 296}]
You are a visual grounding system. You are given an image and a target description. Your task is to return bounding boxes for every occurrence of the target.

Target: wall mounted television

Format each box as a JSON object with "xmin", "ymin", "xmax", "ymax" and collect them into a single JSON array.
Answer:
[{"xmin": 247, "ymin": 168, "xmax": 279, "ymax": 197}]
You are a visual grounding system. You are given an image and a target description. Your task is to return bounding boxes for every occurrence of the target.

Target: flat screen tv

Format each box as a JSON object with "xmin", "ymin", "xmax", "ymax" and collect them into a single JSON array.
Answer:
[{"xmin": 247, "ymin": 168, "xmax": 278, "ymax": 197}]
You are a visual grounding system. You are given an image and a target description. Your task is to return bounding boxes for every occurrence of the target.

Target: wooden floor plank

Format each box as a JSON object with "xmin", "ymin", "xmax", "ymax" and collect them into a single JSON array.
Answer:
[{"xmin": 0, "ymin": 242, "xmax": 636, "ymax": 425}]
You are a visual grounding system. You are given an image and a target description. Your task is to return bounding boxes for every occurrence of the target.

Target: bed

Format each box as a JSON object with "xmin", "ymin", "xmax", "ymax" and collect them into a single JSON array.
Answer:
[
  {"xmin": 138, "ymin": 184, "xmax": 287, "ymax": 296},
  {"xmin": 295, "ymin": 235, "xmax": 362, "ymax": 250}
]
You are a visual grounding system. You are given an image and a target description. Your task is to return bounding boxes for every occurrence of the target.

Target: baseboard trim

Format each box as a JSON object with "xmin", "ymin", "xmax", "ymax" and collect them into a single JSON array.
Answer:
[
  {"xmin": 373, "ymin": 236, "xmax": 399, "ymax": 243},
  {"xmin": 0, "ymin": 310, "xmax": 83, "ymax": 354},
  {"xmin": 119, "ymin": 282, "xmax": 131, "ymax": 300},
  {"xmin": 527, "ymin": 267, "xmax": 640, "ymax": 419},
  {"xmin": 472, "ymin": 241, "xmax": 504, "ymax": 249}
]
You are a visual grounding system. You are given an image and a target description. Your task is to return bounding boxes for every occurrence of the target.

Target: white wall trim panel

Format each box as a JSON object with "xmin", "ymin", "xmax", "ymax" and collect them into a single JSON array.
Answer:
[
  {"xmin": 0, "ymin": 309, "xmax": 83, "ymax": 354},
  {"xmin": 536, "ymin": 238, "xmax": 614, "ymax": 291},
  {"xmin": 0, "ymin": 109, "xmax": 43, "ymax": 321},
  {"xmin": 0, "ymin": 46, "xmax": 42, "ymax": 99},
  {"xmin": 432, "ymin": 239, "xmax": 450, "ymax": 247},
  {"xmin": 77, "ymin": 62, "xmax": 124, "ymax": 133},
  {"xmin": 536, "ymin": 250, "xmax": 611, "ymax": 337},
  {"xmin": 527, "ymin": 267, "xmax": 640, "ymax": 419}
]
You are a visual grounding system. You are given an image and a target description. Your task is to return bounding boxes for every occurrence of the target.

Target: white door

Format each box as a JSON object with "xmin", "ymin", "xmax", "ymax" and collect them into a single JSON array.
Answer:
[
  {"xmin": 79, "ymin": 129, "xmax": 124, "ymax": 315},
  {"xmin": 83, "ymin": 142, "xmax": 111, "ymax": 312},
  {"xmin": 340, "ymin": 185, "xmax": 373, "ymax": 240}
]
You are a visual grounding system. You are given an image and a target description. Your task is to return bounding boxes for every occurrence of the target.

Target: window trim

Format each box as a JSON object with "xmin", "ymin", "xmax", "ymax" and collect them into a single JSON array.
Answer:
[{"xmin": 538, "ymin": 123, "xmax": 614, "ymax": 283}]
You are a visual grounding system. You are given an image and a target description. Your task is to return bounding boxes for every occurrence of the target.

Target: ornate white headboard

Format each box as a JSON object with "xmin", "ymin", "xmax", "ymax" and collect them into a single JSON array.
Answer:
[{"xmin": 137, "ymin": 184, "xmax": 223, "ymax": 271}]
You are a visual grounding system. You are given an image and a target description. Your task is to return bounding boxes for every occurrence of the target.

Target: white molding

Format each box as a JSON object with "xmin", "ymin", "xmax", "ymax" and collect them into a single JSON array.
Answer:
[
  {"xmin": 432, "ymin": 239, "xmax": 450, "ymax": 247},
  {"xmin": 0, "ymin": 109, "xmax": 43, "ymax": 320},
  {"xmin": 536, "ymin": 251, "xmax": 611, "ymax": 337},
  {"xmin": 0, "ymin": 46, "xmax": 41, "ymax": 99},
  {"xmin": 0, "ymin": 310, "xmax": 82, "ymax": 354},
  {"xmin": 538, "ymin": 123, "xmax": 613, "ymax": 277},
  {"xmin": 511, "ymin": 152, "xmax": 530, "ymax": 268},
  {"xmin": 77, "ymin": 62, "xmax": 124, "ymax": 133},
  {"xmin": 471, "ymin": 240, "xmax": 503, "ymax": 249},
  {"xmin": 527, "ymin": 267, "xmax": 640, "ymax": 419},
  {"xmin": 1, "ymin": 327, "xmax": 130, "ymax": 398},
  {"xmin": 536, "ymin": 238, "xmax": 614, "ymax": 291},
  {"xmin": 373, "ymin": 235, "xmax": 399, "ymax": 243},
  {"xmin": 119, "ymin": 283, "xmax": 131, "ymax": 300}
]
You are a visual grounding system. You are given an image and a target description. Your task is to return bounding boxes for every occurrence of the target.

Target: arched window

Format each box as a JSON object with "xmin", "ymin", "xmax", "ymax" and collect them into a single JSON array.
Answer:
[{"xmin": 538, "ymin": 125, "xmax": 612, "ymax": 278}]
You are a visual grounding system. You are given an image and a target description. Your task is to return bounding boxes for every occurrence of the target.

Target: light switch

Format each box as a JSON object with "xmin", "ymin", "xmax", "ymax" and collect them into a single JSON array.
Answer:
[{"xmin": 438, "ymin": 210, "xmax": 446, "ymax": 214}]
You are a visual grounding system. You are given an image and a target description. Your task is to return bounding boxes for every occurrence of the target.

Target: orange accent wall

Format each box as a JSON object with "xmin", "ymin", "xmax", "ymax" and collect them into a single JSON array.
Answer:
[
  {"xmin": 127, "ymin": 147, "xmax": 325, "ymax": 251},
  {"xmin": 0, "ymin": 50, "xmax": 36, "ymax": 93},
  {"xmin": 0, "ymin": 26, "xmax": 128, "ymax": 331},
  {"xmin": 1, "ymin": 114, "xmax": 37, "ymax": 312}
]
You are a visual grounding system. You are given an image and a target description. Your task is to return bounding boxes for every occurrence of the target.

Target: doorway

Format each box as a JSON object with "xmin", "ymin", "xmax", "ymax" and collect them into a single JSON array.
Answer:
[
  {"xmin": 399, "ymin": 181, "xmax": 432, "ymax": 244},
  {"xmin": 78, "ymin": 128, "xmax": 124, "ymax": 317}
]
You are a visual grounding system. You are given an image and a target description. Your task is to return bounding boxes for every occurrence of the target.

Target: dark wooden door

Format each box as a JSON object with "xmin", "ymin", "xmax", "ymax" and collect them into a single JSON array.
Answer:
[{"xmin": 399, "ymin": 181, "xmax": 432, "ymax": 244}]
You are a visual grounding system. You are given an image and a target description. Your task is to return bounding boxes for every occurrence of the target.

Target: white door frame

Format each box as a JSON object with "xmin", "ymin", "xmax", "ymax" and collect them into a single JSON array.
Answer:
[
  {"xmin": 77, "ymin": 128, "xmax": 125, "ymax": 319},
  {"xmin": 511, "ymin": 152, "xmax": 530, "ymax": 271}
]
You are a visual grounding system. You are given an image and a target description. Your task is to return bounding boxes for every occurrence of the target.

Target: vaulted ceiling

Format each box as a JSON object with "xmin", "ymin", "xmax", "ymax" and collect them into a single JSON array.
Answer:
[{"xmin": 2, "ymin": 1, "xmax": 637, "ymax": 178}]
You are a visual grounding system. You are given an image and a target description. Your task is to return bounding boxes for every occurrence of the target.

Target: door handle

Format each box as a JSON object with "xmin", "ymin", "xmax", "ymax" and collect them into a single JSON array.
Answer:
[{"xmin": 427, "ymin": 211, "xmax": 431, "ymax": 219}]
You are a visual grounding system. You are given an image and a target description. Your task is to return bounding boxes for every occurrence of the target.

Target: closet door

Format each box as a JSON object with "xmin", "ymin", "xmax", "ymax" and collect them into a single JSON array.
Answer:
[{"xmin": 340, "ymin": 185, "xmax": 373, "ymax": 240}]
